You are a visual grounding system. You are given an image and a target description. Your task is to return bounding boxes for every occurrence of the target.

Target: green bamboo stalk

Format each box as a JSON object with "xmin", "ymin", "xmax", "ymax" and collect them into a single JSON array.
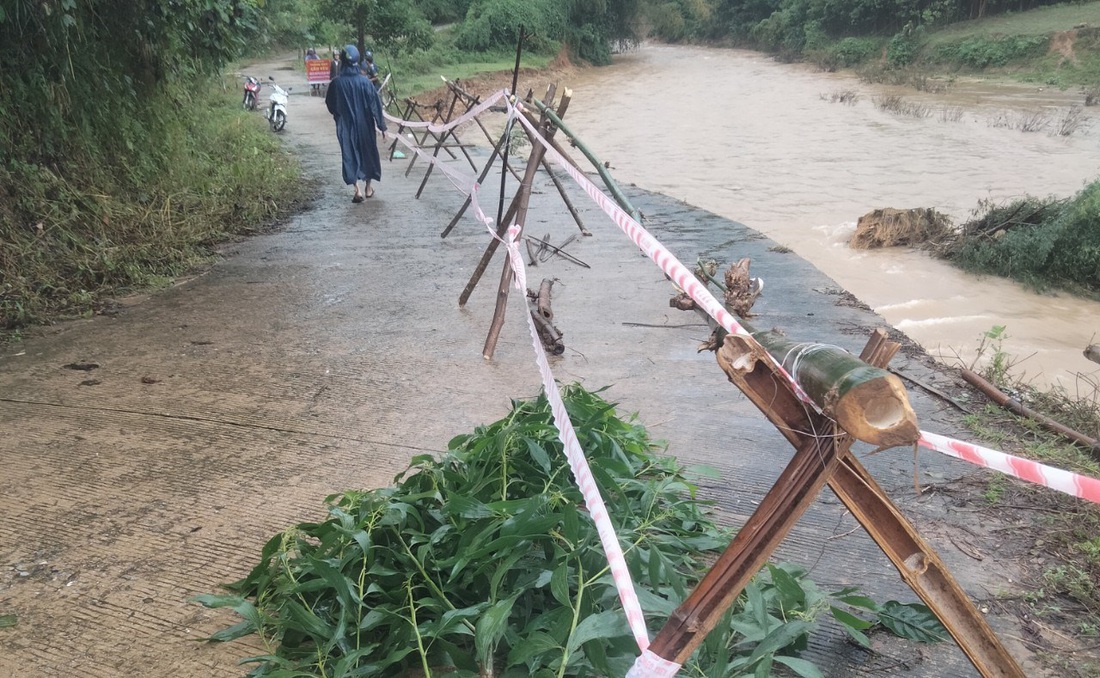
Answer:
[{"xmin": 530, "ymin": 98, "xmax": 643, "ymax": 224}]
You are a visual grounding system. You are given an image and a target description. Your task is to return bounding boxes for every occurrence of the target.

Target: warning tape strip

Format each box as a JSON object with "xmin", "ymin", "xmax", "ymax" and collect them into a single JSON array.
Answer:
[
  {"xmin": 919, "ymin": 430, "xmax": 1100, "ymax": 504},
  {"xmin": 382, "ymin": 89, "xmax": 507, "ymax": 133},
  {"xmin": 387, "ymin": 120, "xmax": 656, "ymax": 657}
]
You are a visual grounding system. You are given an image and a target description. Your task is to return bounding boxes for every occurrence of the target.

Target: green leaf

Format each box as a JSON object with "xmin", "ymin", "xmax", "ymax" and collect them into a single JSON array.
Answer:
[
  {"xmin": 830, "ymin": 607, "xmax": 872, "ymax": 648},
  {"xmin": 192, "ymin": 594, "xmax": 246, "ymax": 609},
  {"xmin": 566, "ymin": 610, "xmax": 630, "ymax": 654},
  {"xmin": 445, "ymin": 494, "xmax": 496, "ymax": 520},
  {"xmin": 837, "ymin": 594, "xmax": 879, "ymax": 611},
  {"xmin": 774, "ymin": 656, "xmax": 824, "ymax": 678},
  {"xmin": 0, "ymin": 614, "xmax": 17, "ymax": 628},
  {"xmin": 877, "ymin": 601, "xmax": 948, "ymax": 643},
  {"xmin": 525, "ymin": 438, "xmax": 553, "ymax": 474},
  {"xmin": 476, "ymin": 595, "xmax": 518, "ymax": 666},
  {"xmin": 767, "ymin": 563, "xmax": 805, "ymax": 610},
  {"xmin": 507, "ymin": 630, "xmax": 561, "ymax": 665},
  {"xmin": 745, "ymin": 620, "xmax": 813, "ymax": 666},
  {"xmin": 205, "ymin": 619, "xmax": 257, "ymax": 643},
  {"xmin": 550, "ymin": 562, "xmax": 571, "ymax": 608}
]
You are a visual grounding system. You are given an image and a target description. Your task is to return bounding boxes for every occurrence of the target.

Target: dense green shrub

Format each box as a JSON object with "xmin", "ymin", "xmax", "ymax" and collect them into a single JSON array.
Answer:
[
  {"xmin": 945, "ymin": 183, "xmax": 1100, "ymax": 296},
  {"xmin": 454, "ymin": 0, "xmax": 567, "ymax": 53},
  {"xmin": 887, "ymin": 29, "xmax": 923, "ymax": 66},
  {"xmin": 934, "ymin": 35, "xmax": 1050, "ymax": 69},
  {"xmin": 830, "ymin": 36, "xmax": 883, "ymax": 67}
]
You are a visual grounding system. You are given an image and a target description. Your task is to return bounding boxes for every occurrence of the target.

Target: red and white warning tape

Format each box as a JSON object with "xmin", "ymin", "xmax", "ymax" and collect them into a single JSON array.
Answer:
[
  {"xmin": 919, "ymin": 430, "xmax": 1100, "ymax": 504},
  {"xmin": 388, "ymin": 116, "xmax": 659, "ymax": 663}
]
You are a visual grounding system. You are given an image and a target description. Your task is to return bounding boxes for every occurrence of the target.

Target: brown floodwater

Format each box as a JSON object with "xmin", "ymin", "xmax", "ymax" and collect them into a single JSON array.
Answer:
[{"xmin": 562, "ymin": 44, "xmax": 1100, "ymax": 393}]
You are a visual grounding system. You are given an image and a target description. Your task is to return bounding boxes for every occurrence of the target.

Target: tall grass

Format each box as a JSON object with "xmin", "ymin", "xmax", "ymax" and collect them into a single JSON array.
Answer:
[{"xmin": 0, "ymin": 79, "xmax": 304, "ymax": 331}]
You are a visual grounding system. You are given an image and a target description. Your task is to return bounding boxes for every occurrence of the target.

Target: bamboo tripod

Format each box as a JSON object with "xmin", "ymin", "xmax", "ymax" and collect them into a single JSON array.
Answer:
[{"xmin": 646, "ymin": 322, "xmax": 1026, "ymax": 678}]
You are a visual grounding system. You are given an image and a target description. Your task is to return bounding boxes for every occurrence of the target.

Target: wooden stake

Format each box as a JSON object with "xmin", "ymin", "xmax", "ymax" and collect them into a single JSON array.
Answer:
[{"xmin": 482, "ymin": 89, "xmax": 571, "ymax": 360}]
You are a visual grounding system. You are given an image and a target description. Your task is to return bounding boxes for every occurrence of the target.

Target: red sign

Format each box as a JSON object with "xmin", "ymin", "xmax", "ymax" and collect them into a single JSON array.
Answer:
[{"xmin": 306, "ymin": 59, "xmax": 331, "ymax": 85}]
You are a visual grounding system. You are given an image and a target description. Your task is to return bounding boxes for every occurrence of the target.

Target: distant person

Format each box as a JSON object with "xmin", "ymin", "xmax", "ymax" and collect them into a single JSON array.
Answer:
[
  {"xmin": 361, "ymin": 50, "xmax": 381, "ymax": 90},
  {"xmin": 325, "ymin": 44, "xmax": 388, "ymax": 203},
  {"xmin": 305, "ymin": 48, "xmax": 321, "ymax": 95}
]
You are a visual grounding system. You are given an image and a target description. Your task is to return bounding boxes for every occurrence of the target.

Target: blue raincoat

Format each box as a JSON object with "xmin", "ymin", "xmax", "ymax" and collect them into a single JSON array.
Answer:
[{"xmin": 325, "ymin": 63, "xmax": 387, "ymax": 185}]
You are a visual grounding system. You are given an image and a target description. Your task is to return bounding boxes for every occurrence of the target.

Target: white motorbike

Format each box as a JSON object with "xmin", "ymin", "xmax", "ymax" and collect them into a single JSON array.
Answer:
[{"xmin": 263, "ymin": 76, "xmax": 290, "ymax": 132}]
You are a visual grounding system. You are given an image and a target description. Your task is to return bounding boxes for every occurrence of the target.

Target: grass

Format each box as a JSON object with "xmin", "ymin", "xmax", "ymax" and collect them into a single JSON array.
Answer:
[
  {"xmin": 925, "ymin": 3, "xmax": 1100, "ymax": 44},
  {"xmin": 957, "ymin": 327, "xmax": 1100, "ymax": 668},
  {"xmin": 0, "ymin": 77, "xmax": 306, "ymax": 334}
]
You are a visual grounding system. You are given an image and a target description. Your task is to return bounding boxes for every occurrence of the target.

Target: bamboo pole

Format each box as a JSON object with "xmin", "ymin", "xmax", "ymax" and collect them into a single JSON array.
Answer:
[
  {"xmin": 743, "ymin": 322, "xmax": 918, "ymax": 448},
  {"xmin": 440, "ymin": 127, "xmax": 513, "ymax": 239},
  {"xmin": 649, "ymin": 328, "xmax": 1027, "ymax": 678},
  {"xmin": 539, "ymin": 157, "xmax": 590, "ymax": 236},
  {"xmin": 482, "ymin": 90, "xmax": 571, "ymax": 360},
  {"xmin": 962, "ymin": 368, "xmax": 1100, "ymax": 455},
  {"xmin": 531, "ymin": 98, "xmax": 642, "ymax": 224}
]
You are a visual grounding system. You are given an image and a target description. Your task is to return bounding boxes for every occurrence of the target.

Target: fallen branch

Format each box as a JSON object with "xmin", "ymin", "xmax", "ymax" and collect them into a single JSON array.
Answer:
[{"xmin": 961, "ymin": 368, "xmax": 1100, "ymax": 457}]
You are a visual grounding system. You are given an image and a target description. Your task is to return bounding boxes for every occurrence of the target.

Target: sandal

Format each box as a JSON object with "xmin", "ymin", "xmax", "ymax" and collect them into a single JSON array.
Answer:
[
  {"xmin": 352, "ymin": 194, "xmax": 364, "ymax": 203},
  {"xmin": 365, "ymin": 186, "xmax": 375, "ymax": 199}
]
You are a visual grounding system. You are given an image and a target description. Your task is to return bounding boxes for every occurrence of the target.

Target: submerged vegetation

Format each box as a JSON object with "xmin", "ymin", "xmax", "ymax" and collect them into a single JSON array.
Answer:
[{"xmin": 938, "ymin": 182, "xmax": 1100, "ymax": 298}]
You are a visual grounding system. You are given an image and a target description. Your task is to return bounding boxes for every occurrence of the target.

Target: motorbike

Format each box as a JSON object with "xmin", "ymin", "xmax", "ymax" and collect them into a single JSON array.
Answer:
[
  {"xmin": 242, "ymin": 76, "xmax": 261, "ymax": 111},
  {"xmin": 263, "ymin": 76, "xmax": 290, "ymax": 132}
]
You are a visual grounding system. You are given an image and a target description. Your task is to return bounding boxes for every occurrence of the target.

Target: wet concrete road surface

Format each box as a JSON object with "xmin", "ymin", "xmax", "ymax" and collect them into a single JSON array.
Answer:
[{"xmin": 0, "ymin": 71, "xmax": 1053, "ymax": 676}]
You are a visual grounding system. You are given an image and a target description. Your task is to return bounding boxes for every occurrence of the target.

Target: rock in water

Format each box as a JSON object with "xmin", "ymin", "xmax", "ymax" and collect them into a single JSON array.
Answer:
[{"xmin": 1085, "ymin": 344, "xmax": 1100, "ymax": 365}]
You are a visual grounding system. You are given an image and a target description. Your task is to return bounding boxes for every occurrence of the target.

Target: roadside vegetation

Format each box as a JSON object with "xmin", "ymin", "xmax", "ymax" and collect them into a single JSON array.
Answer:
[
  {"xmin": 953, "ymin": 327, "xmax": 1100, "ymax": 675},
  {"xmin": 0, "ymin": 1, "xmax": 305, "ymax": 335}
]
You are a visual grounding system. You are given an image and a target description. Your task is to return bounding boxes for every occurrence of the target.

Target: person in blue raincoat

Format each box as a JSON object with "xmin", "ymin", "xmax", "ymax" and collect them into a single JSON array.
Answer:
[{"xmin": 325, "ymin": 44, "xmax": 388, "ymax": 203}]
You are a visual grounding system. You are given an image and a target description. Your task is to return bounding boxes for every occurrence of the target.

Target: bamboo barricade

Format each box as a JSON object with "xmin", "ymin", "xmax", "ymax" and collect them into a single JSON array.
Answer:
[{"xmin": 651, "ymin": 264, "xmax": 1026, "ymax": 677}]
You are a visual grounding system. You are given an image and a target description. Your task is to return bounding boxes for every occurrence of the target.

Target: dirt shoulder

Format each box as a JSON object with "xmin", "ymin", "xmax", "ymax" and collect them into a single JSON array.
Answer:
[{"xmin": 0, "ymin": 53, "xmax": 1096, "ymax": 678}]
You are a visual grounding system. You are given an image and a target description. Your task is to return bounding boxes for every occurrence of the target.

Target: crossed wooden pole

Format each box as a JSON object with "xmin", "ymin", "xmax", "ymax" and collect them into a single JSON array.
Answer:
[{"xmin": 647, "ymin": 320, "xmax": 1025, "ymax": 678}]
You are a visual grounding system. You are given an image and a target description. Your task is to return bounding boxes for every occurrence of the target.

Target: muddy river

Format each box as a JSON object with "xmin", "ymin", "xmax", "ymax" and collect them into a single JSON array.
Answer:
[{"xmin": 562, "ymin": 44, "xmax": 1100, "ymax": 392}]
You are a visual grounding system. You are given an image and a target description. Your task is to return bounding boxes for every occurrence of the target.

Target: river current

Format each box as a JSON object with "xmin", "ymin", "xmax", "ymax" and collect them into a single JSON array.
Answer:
[{"xmin": 561, "ymin": 44, "xmax": 1099, "ymax": 393}]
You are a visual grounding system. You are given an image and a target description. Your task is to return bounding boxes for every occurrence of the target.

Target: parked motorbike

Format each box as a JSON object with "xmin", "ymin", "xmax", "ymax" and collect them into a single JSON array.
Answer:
[
  {"xmin": 263, "ymin": 77, "xmax": 290, "ymax": 132},
  {"xmin": 242, "ymin": 76, "xmax": 261, "ymax": 111}
]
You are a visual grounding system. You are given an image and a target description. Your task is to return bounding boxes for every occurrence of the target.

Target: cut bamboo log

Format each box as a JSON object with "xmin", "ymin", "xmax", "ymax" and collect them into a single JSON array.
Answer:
[
  {"xmin": 743, "ymin": 322, "xmax": 918, "ymax": 448},
  {"xmin": 536, "ymin": 279, "xmax": 554, "ymax": 321}
]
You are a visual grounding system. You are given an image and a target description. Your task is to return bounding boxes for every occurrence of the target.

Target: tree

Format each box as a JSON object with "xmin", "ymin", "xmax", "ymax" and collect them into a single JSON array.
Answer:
[{"xmin": 315, "ymin": 0, "xmax": 433, "ymax": 58}]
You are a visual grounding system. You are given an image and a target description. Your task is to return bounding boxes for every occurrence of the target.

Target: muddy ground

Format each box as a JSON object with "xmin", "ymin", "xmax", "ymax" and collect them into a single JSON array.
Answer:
[{"xmin": 0, "ymin": 57, "xmax": 1093, "ymax": 677}]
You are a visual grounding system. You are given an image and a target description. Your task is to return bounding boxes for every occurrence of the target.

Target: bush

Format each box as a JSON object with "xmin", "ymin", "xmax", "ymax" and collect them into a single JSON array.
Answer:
[
  {"xmin": 0, "ymin": 81, "xmax": 304, "ymax": 330},
  {"xmin": 944, "ymin": 183, "xmax": 1100, "ymax": 296},
  {"xmin": 453, "ymin": 0, "xmax": 567, "ymax": 53},
  {"xmin": 887, "ymin": 30, "xmax": 921, "ymax": 66},
  {"xmin": 934, "ymin": 35, "xmax": 1050, "ymax": 69},
  {"xmin": 829, "ymin": 37, "xmax": 883, "ymax": 67}
]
